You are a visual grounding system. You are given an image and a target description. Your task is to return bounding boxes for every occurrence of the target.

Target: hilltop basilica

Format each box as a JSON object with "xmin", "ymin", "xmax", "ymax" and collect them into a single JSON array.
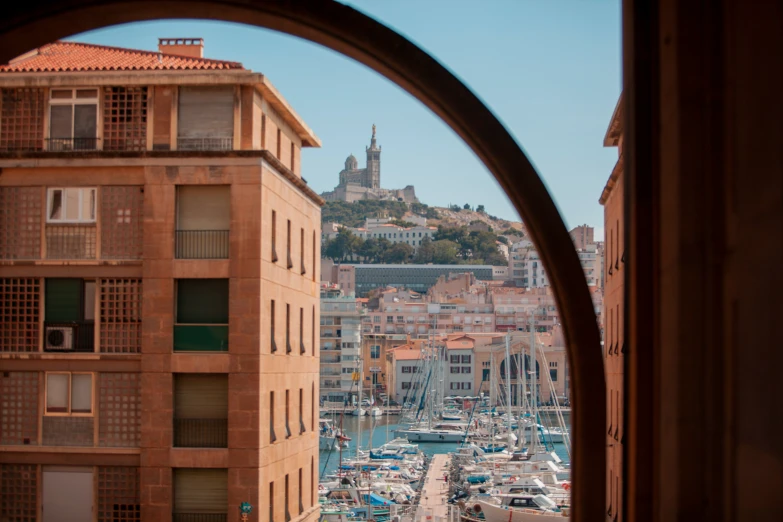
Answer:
[{"xmin": 320, "ymin": 125, "xmax": 418, "ymax": 203}]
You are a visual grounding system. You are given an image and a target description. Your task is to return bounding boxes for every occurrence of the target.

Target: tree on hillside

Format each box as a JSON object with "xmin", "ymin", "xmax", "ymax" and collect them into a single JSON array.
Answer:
[
  {"xmin": 463, "ymin": 203, "xmax": 471, "ymax": 210},
  {"xmin": 476, "ymin": 204, "xmax": 485, "ymax": 213},
  {"xmin": 358, "ymin": 237, "xmax": 380, "ymax": 263},
  {"xmin": 324, "ymin": 228, "xmax": 361, "ymax": 262},
  {"xmin": 383, "ymin": 243, "xmax": 414, "ymax": 264},
  {"xmin": 414, "ymin": 236, "xmax": 434, "ymax": 264},
  {"xmin": 431, "ymin": 239, "xmax": 460, "ymax": 264}
]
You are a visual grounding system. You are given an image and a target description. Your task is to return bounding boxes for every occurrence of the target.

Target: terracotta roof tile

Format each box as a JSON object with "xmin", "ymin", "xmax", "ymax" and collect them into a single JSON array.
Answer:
[{"xmin": 1, "ymin": 41, "xmax": 244, "ymax": 73}]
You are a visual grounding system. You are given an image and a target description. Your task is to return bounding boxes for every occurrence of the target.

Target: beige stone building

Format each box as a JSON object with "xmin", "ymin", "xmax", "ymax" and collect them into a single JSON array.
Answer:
[
  {"xmin": 0, "ymin": 38, "xmax": 321, "ymax": 522},
  {"xmin": 600, "ymin": 94, "xmax": 624, "ymax": 521}
]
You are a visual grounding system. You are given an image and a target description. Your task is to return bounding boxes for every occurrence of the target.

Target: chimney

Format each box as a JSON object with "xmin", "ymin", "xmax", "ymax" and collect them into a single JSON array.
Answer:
[{"xmin": 158, "ymin": 38, "xmax": 204, "ymax": 58}]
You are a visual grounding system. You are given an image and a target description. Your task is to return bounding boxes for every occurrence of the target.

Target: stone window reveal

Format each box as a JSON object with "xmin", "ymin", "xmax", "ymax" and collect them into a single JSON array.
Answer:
[
  {"xmin": 0, "ymin": 88, "xmax": 45, "ymax": 151},
  {"xmin": 0, "ymin": 187, "xmax": 42, "ymax": 260},
  {"xmin": 103, "ymin": 86, "xmax": 148, "ymax": 151},
  {"xmin": 99, "ymin": 279, "xmax": 142, "ymax": 354},
  {"xmin": 0, "ymin": 277, "xmax": 40, "ymax": 352}
]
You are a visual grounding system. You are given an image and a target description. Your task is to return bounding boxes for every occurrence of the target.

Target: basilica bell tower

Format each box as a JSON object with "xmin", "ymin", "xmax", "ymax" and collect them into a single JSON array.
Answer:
[{"xmin": 365, "ymin": 124, "xmax": 381, "ymax": 188}]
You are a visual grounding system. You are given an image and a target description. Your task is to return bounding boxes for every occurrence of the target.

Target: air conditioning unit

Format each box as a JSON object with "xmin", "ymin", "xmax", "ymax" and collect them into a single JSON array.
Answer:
[{"xmin": 45, "ymin": 325, "xmax": 75, "ymax": 351}]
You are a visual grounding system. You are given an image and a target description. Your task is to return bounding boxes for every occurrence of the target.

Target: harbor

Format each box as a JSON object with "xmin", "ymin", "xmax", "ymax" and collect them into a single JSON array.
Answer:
[{"xmin": 317, "ymin": 330, "xmax": 572, "ymax": 521}]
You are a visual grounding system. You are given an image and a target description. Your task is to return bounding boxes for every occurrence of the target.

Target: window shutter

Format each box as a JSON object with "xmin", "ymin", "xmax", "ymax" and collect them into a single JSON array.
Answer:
[
  {"xmin": 177, "ymin": 186, "xmax": 231, "ymax": 231},
  {"xmin": 174, "ymin": 374, "xmax": 228, "ymax": 419},
  {"xmin": 178, "ymin": 87, "xmax": 234, "ymax": 139},
  {"xmin": 173, "ymin": 468, "xmax": 228, "ymax": 513},
  {"xmin": 45, "ymin": 279, "xmax": 82, "ymax": 322},
  {"xmin": 176, "ymin": 279, "xmax": 229, "ymax": 324}
]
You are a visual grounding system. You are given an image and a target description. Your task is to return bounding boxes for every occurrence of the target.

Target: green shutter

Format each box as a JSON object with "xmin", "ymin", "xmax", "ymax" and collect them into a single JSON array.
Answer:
[
  {"xmin": 45, "ymin": 279, "xmax": 81, "ymax": 322},
  {"xmin": 176, "ymin": 279, "xmax": 229, "ymax": 324}
]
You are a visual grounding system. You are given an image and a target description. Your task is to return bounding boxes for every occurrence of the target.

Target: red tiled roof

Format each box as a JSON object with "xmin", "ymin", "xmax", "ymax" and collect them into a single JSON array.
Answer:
[{"xmin": 1, "ymin": 41, "xmax": 244, "ymax": 73}]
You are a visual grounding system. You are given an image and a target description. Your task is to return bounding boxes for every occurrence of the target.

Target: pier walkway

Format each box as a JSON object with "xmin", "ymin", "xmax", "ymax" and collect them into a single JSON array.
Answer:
[{"xmin": 416, "ymin": 453, "xmax": 451, "ymax": 522}]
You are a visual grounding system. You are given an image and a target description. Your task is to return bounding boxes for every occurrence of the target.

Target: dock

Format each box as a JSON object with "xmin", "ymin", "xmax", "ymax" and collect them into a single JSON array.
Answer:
[{"xmin": 416, "ymin": 453, "xmax": 451, "ymax": 522}]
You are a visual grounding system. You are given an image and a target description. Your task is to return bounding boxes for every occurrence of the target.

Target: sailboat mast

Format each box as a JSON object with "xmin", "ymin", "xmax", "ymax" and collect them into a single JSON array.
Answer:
[
  {"xmin": 357, "ymin": 358, "xmax": 363, "ymax": 459},
  {"xmin": 518, "ymin": 334, "xmax": 527, "ymax": 445},
  {"xmin": 529, "ymin": 312, "xmax": 538, "ymax": 451},
  {"xmin": 505, "ymin": 333, "xmax": 512, "ymax": 445}
]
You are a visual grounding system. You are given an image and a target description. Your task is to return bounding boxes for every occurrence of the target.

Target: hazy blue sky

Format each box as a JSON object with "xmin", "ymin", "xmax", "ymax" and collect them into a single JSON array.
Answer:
[{"xmin": 69, "ymin": 1, "xmax": 621, "ymax": 238}]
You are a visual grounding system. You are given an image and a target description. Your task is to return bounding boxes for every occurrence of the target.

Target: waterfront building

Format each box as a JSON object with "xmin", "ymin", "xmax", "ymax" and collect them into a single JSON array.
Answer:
[
  {"xmin": 0, "ymin": 38, "xmax": 321, "ymax": 521},
  {"xmin": 445, "ymin": 338, "xmax": 476, "ymax": 396},
  {"xmin": 319, "ymin": 287, "xmax": 365, "ymax": 405},
  {"xmin": 600, "ymin": 94, "xmax": 624, "ymax": 521},
  {"xmin": 359, "ymin": 333, "xmax": 410, "ymax": 400}
]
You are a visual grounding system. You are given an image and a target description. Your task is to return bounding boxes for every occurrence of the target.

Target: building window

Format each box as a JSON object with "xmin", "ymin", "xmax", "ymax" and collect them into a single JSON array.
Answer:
[
  {"xmin": 291, "ymin": 142, "xmax": 296, "ymax": 172},
  {"xmin": 285, "ymin": 304, "xmax": 292, "ymax": 354},
  {"xmin": 270, "ymin": 391, "xmax": 276, "ymax": 443},
  {"xmin": 174, "ymin": 279, "xmax": 229, "ymax": 352},
  {"xmin": 45, "ymin": 372, "xmax": 93, "ymax": 415},
  {"xmin": 175, "ymin": 185, "xmax": 230, "ymax": 259},
  {"xmin": 299, "ymin": 307, "xmax": 306, "ymax": 354},
  {"xmin": 450, "ymin": 355, "xmax": 460, "ymax": 364},
  {"xmin": 298, "ymin": 468, "xmax": 304, "ymax": 514},
  {"xmin": 374, "ymin": 326, "xmax": 380, "ymax": 333},
  {"xmin": 44, "ymin": 278, "xmax": 96, "ymax": 353},
  {"xmin": 285, "ymin": 390, "xmax": 291, "ymax": 438},
  {"xmin": 450, "ymin": 367, "xmax": 460, "ymax": 374},
  {"xmin": 47, "ymin": 187, "xmax": 96, "ymax": 223},
  {"xmin": 402, "ymin": 366, "xmax": 411, "ymax": 374},
  {"xmin": 462, "ymin": 355, "xmax": 471, "ymax": 363},
  {"xmin": 370, "ymin": 345, "xmax": 380, "ymax": 359},
  {"xmin": 173, "ymin": 469, "xmax": 228, "ymax": 520},
  {"xmin": 550, "ymin": 369, "xmax": 558, "ymax": 382},
  {"xmin": 103, "ymin": 86, "xmax": 148, "ymax": 151},
  {"xmin": 300, "ymin": 228, "xmax": 306, "ymax": 275},
  {"xmin": 261, "ymin": 114, "xmax": 267, "ymax": 149},
  {"xmin": 462, "ymin": 382, "xmax": 471, "ymax": 390},
  {"xmin": 386, "ymin": 316, "xmax": 393, "ymax": 323},
  {"xmin": 271, "ymin": 210, "xmax": 278, "ymax": 262},
  {"xmin": 271, "ymin": 300, "xmax": 278, "ymax": 353},
  {"xmin": 462, "ymin": 367, "xmax": 471, "ymax": 374},
  {"xmin": 285, "ymin": 474, "xmax": 291, "ymax": 522},
  {"xmin": 269, "ymin": 481, "xmax": 275, "ymax": 522},
  {"xmin": 401, "ymin": 382, "xmax": 411, "ymax": 390},
  {"xmin": 373, "ymin": 316, "xmax": 381, "ymax": 324},
  {"xmin": 482, "ymin": 369, "xmax": 490, "ymax": 382},
  {"xmin": 312, "ymin": 306, "xmax": 315, "ymax": 355},
  {"xmin": 173, "ymin": 374, "xmax": 228, "ymax": 448},
  {"xmin": 177, "ymin": 86, "xmax": 234, "ymax": 150},
  {"xmin": 277, "ymin": 128, "xmax": 282, "ymax": 159},
  {"xmin": 49, "ymin": 88, "xmax": 99, "ymax": 150},
  {"xmin": 311, "ymin": 383, "xmax": 316, "ymax": 432}
]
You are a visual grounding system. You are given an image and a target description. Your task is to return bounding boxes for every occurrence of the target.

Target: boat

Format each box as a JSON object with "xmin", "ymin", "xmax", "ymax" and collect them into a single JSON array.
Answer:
[
  {"xmin": 471, "ymin": 494, "xmax": 569, "ymax": 521},
  {"xmin": 320, "ymin": 418, "xmax": 350, "ymax": 450},
  {"xmin": 369, "ymin": 406, "xmax": 383, "ymax": 417}
]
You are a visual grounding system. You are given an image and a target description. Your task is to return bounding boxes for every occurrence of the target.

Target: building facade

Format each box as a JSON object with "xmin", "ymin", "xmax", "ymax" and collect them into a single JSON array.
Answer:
[
  {"xmin": 0, "ymin": 38, "xmax": 321, "ymax": 522},
  {"xmin": 351, "ymin": 263, "xmax": 495, "ymax": 296},
  {"xmin": 600, "ymin": 95, "xmax": 624, "ymax": 521},
  {"xmin": 319, "ymin": 288, "xmax": 364, "ymax": 405}
]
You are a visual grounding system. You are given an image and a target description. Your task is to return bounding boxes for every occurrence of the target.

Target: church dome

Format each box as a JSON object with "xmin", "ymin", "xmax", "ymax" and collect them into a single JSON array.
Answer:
[{"xmin": 345, "ymin": 154, "xmax": 358, "ymax": 170}]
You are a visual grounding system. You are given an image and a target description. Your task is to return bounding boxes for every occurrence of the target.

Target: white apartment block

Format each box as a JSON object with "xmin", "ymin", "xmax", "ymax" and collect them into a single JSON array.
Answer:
[{"xmin": 319, "ymin": 291, "xmax": 365, "ymax": 404}]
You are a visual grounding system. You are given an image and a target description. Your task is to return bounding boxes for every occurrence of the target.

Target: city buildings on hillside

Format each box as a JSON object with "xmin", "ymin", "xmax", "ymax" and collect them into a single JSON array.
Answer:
[
  {"xmin": 507, "ymin": 227, "xmax": 604, "ymax": 289},
  {"xmin": 0, "ymin": 37, "xmax": 321, "ymax": 520},
  {"xmin": 320, "ymin": 126, "xmax": 418, "ymax": 203},
  {"xmin": 321, "ymin": 220, "xmax": 437, "ymax": 251},
  {"xmin": 600, "ymin": 94, "xmax": 625, "ymax": 521},
  {"xmin": 324, "ymin": 263, "xmax": 497, "ymax": 296},
  {"xmin": 319, "ymin": 287, "xmax": 365, "ymax": 405}
]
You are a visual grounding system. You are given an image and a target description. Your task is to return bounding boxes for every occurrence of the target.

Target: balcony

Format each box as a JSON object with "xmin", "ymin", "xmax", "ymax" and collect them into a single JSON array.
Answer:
[
  {"xmin": 174, "ymin": 325, "xmax": 228, "ymax": 352},
  {"xmin": 45, "ymin": 225, "xmax": 97, "ymax": 259},
  {"xmin": 177, "ymin": 136, "xmax": 232, "ymax": 151},
  {"xmin": 175, "ymin": 230, "xmax": 229, "ymax": 259},
  {"xmin": 46, "ymin": 137, "xmax": 99, "ymax": 151},
  {"xmin": 43, "ymin": 322, "xmax": 94, "ymax": 353},
  {"xmin": 173, "ymin": 514, "xmax": 227, "ymax": 522},
  {"xmin": 174, "ymin": 418, "xmax": 228, "ymax": 448}
]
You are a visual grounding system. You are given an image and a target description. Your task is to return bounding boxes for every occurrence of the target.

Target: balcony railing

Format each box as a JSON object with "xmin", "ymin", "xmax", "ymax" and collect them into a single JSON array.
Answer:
[
  {"xmin": 47, "ymin": 137, "xmax": 100, "ymax": 151},
  {"xmin": 173, "ymin": 514, "xmax": 227, "ymax": 522},
  {"xmin": 43, "ymin": 322, "xmax": 95, "ymax": 352},
  {"xmin": 177, "ymin": 136, "xmax": 232, "ymax": 151},
  {"xmin": 174, "ymin": 418, "xmax": 228, "ymax": 448},
  {"xmin": 45, "ymin": 225, "xmax": 97, "ymax": 259},
  {"xmin": 175, "ymin": 230, "xmax": 229, "ymax": 259},
  {"xmin": 174, "ymin": 325, "xmax": 229, "ymax": 352}
]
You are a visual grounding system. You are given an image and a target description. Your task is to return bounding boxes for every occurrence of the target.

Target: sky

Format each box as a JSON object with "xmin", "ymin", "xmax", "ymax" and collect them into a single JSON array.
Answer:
[{"xmin": 68, "ymin": 0, "xmax": 621, "ymax": 239}]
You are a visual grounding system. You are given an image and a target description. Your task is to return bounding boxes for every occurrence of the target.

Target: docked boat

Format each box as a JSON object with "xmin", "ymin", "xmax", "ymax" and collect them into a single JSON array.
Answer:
[
  {"xmin": 319, "ymin": 418, "xmax": 350, "ymax": 450},
  {"xmin": 470, "ymin": 494, "xmax": 569, "ymax": 521}
]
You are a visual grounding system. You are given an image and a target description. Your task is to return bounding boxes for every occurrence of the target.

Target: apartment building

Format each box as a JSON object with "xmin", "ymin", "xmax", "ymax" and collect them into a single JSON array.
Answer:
[
  {"xmin": 359, "ymin": 333, "xmax": 409, "ymax": 399},
  {"xmin": 0, "ymin": 38, "xmax": 322, "ymax": 522},
  {"xmin": 319, "ymin": 287, "xmax": 364, "ymax": 405},
  {"xmin": 600, "ymin": 94, "xmax": 625, "ymax": 521},
  {"xmin": 445, "ymin": 338, "xmax": 475, "ymax": 396}
]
